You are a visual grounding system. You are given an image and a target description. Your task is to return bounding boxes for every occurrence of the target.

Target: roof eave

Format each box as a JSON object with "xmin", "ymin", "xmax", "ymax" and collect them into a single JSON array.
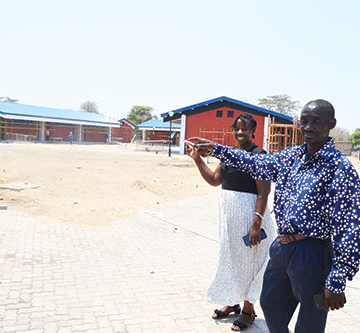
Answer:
[
  {"xmin": 161, "ymin": 96, "xmax": 293, "ymax": 123},
  {"xmin": 118, "ymin": 118, "xmax": 136, "ymax": 129},
  {"xmin": 136, "ymin": 126, "xmax": 181, "ymax": 132},
  {"xmin": 0, "ymin": 113, "xmax": 120, "ymax": 128}
]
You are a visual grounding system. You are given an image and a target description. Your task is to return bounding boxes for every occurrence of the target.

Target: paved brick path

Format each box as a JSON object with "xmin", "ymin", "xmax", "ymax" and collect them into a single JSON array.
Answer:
[{"xmin": 0, "ymin": 194, "xmax": 359, "ymax": 332}]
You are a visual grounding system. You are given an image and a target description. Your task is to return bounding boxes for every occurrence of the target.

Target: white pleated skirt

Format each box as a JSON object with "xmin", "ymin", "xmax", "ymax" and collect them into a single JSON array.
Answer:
[{"xmin": 207, "ymin": 189, "xmax": 276, "ymax": 305}]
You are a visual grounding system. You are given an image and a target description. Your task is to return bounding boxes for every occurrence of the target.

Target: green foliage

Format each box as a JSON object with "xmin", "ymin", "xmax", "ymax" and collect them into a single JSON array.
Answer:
[
  {"xmin": 80, "ymin": 101, "xmax": 100, "ymax": 114},
  {"xmin": 257, "ymin": 94, "xmax": 300, "ymax": 117},
  {"xmin": 330, "ymin": 127, "xmax": 351, "ymax": 142},
  {"xmin": 350, "ymin": 128, "xmax": 360, "ymax": 147},
  {"xmin": 127, "ymin": 105, "xmax": 157, "ymax": 125}
]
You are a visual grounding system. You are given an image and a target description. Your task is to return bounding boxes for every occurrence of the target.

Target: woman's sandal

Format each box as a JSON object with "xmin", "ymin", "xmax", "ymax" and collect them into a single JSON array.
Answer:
[
  {"xmin": 212, "ymin": 304, "xmax": 241, "ymax": 319},
  {"xmin": 231, "ymin": 311, "xmax": 257, "ymax": 331}
]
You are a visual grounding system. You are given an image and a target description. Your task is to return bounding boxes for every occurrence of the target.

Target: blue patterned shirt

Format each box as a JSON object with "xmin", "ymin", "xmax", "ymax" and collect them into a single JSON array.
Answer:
[{"xmin": 210, "ymin": 138, "xmax": 360, "ymax": 293}]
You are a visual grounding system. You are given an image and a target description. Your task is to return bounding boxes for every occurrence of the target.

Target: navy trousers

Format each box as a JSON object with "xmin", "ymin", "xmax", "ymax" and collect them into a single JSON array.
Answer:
[{"xmin": 260, "ymin": 237, "xmax": 333, "ymax": 333}]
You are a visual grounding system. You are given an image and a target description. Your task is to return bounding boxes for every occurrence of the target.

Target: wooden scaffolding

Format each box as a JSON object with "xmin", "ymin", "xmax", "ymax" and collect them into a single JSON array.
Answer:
[
  {"xmin": 199, "ymin": 128, "xmax": 231, "ymax": 146},
  {"xmin": 266, "ymin": 116, "xmax": 304, "ymax": 153},
  {"xmin": 198, "ymin": 118, "xmax": 303, "ymax": 153}
]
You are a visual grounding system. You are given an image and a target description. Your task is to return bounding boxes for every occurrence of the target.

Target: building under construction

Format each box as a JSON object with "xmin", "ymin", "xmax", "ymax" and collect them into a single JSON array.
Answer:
[
  {"xmin": 1, "ymin": 99, "xmax": 306, "ymax": 152},
  {"xmin": 266, "ymin": 115, "xmax": 304, "ymax": 153}
]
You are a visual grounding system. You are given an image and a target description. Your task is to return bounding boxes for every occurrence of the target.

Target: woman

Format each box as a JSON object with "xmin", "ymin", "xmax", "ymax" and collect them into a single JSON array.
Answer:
[{"xmin": 185, "ymin": 113, "xmax": 275, "ymax": 331}]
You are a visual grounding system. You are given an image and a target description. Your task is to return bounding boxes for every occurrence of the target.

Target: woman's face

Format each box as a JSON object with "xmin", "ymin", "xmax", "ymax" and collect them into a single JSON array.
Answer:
[{"xmin": 232, "ymin": 119, "xmax": 255, "ymax": 147}]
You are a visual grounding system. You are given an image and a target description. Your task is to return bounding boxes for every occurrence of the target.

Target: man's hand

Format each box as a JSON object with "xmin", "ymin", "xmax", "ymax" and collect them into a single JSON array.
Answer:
[
  {"xmin": 324, "ymin": 288, "xmax": 346, "ymax": 312},
  {"xmin": 187, "ymin": 137, "xmax": 216, "ymax": 157}
]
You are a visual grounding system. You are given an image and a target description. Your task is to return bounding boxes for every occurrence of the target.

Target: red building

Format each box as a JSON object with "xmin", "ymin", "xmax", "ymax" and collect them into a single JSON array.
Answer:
[
  {"xmin": 0, "ymin": 101, "xmax": 120, "ymax": 143},
  {"xmin": 135, "ymin": 119, "xmax": 181, "ymax": 143},
  {"xmin": 161, "ymin": 96, "xmax": 293, "ymax": 154},
  {"xmin": 111, "ymin": 118, "xmax": 136, "ymax": 143}
]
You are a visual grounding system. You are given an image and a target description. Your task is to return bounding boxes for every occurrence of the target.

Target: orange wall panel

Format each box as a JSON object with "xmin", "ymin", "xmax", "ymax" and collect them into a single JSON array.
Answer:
[
  {"xmin": 112, "ymin": 123, "xmax": 133, "ymax": 143},
  {"xmin": 185, "ymin": 107, "xmax": 265, "ymax": 148}
]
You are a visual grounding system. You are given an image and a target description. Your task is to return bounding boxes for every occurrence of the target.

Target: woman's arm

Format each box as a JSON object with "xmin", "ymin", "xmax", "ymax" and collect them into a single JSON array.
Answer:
[
  {"xmin": 249, "ymin": 179, "xmax": 271, "ymax": 247},
  {"xmin": 186, "ymin": 142, "xmax": 222, "ymax": 187},
  {"xmin": 189, "ymin": 137, "xmax": 281, "ymax": 183},
  {"xmin": 194, "ymin": 157, "xmax": 222, "ymax": 187}
]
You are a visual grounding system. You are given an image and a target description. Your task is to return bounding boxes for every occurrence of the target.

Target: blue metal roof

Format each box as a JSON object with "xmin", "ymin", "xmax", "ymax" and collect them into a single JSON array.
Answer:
[
  {"xmin": 118, "ymin": 118, "xmax": 136, "ymax": 129},
  {"xmin": 160, "ymin": 96, "xmax": 293, "ymax": 122},
  {"xmin": 136, "ymin": 118, "xmax": 181, "ymax": 129},
  {"xmin": 0, "ymin": 101, "xmax": 119, "ymax": 126}
]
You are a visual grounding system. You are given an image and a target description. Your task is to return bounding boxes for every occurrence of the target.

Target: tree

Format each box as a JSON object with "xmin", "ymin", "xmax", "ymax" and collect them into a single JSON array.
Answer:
[
  {"xmin": 350, "ymin": 128, "xmax": 360, "ymax": 147},
  {"xmin": 257, "ymin": 94, "xmax": 300, "ymax": 117},
  {"xmin": 126, "ymin": 105, "xmax": 157, "ymax": 125},
  {"xmin": 0, "ymin": 97, "xmax": 18, "ymax": 103},
  {"xmin": 80, "ymin": 101, "xmax": 100, "ymax": 114},
  {"xmin": 330, "ymin": 127, "xmax": 350, "ymax": 142}
]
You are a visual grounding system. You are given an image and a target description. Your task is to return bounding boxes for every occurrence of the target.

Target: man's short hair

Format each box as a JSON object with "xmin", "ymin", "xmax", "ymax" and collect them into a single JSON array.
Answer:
[{"xmin": 304, "ymin": 99, "xmax": 335, "ymax": 120}]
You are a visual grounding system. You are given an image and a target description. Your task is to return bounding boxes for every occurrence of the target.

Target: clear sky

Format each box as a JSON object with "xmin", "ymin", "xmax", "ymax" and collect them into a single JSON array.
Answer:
[{"xmin": 1, "ymin": 0, "xmax": 359, "ymax": 132}]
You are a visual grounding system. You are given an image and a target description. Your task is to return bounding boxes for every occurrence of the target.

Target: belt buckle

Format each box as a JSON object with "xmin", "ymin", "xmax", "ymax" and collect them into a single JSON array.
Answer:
[{"xmin": 277, "ymin": 231, "xmax": 290, "ymax": 244}]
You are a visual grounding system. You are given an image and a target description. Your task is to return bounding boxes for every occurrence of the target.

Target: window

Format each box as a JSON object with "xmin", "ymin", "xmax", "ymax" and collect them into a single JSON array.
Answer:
[
  {"xmin": 227, "ymin": 110, "xmax": 234, "ymax": 118},
  {"xmin": 216, "ymin": 110, "xmax": 223, "ymax": 117}
]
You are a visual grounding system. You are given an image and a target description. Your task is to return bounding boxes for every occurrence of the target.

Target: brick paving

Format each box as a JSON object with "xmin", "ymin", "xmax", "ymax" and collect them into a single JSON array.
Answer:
[{"xmin": 0, "ymin": 193, "xmax": 359, "ymax": 332}]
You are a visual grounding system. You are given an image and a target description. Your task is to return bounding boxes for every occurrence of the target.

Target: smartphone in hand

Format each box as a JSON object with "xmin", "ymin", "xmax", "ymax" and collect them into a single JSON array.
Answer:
[
  {"xmin": 313, "ymin": 293, "xmax": 347, "ymax": 310},
  {"xmin": 243, "ymin": 228, "xmax": 267, "ymax": 246}
]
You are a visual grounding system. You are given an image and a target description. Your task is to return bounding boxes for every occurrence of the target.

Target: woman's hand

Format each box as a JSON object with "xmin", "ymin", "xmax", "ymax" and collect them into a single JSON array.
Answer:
[
  {"xmin": 187, "ymin": 137, "xmax": 216, "ymax": 157},
  {"xmin": 248, "ymin": 223, "xmax": 262, "ymax": 248},
  {"xmin": 185, "ymin": 141, "xmax": 201, "ymax": 160}
]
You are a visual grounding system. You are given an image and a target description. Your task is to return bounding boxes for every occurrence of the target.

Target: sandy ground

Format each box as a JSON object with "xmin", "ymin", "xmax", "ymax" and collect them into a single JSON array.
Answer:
[
  {"xmin": 1, "ymin": 142, "xmax": 359, "ymax": 227},
  {"xmin": 0, "ymin": 143, "xmax": 220, "ymax": 227}
]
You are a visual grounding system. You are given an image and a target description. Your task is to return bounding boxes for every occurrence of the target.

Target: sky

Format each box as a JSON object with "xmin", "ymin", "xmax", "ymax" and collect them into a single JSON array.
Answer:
[{"xmin": 0, "ymin": 0, "xmax": 359, "ymax": 132}]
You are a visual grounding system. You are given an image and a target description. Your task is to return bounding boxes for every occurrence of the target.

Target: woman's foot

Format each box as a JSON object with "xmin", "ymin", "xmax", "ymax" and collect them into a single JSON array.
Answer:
[
  {"xmin": 211, "ymin": 304, "xmax": 241, "ymax": 319},
  {"xmin": 231, "ymin": 311, "xmax": 257, "ymax": 331}
]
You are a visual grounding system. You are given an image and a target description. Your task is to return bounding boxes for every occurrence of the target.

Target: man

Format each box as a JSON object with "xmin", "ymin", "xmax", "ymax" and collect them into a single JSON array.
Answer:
[
  {"xmin": 68, "ymin": 131, "xmax": 74, "ymax": 145},
  {"xmin": 188, "ymin": 100, "xmax": 360, "ymax": 333},
  {"xmin": 45, "ymin": 129, "xmax": 50, "ymax": 141}
]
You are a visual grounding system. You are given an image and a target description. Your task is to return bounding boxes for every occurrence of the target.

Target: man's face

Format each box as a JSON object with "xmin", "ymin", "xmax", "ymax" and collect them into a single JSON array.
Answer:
[{"xmin": 300, "ymin": 103, "xmax": 336, "ymax": 151}]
